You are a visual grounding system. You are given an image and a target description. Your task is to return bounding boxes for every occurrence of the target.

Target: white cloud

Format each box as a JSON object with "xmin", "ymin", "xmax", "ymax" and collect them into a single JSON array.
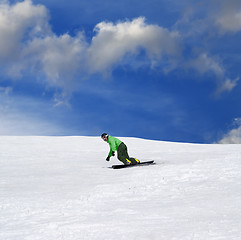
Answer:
[
  {"xmin": 174, "ymin": 0, "xmax": 241, "ymax": 34},
  {"xmin": 21, "ymin": 33, "xmax": 87, "ymax": 90},
  {"xmin": 0, "ymin": 0, "xmax": 239, "ymax": 97},
  {"xmin": 0, "ymin": 85, "xmax": 12, "ymax": 95},
  {"xmin": 190, "ymin": 53, "xmax": 224, "ymax": 77},
  {"xmin": 0, "ymin": 1, "xmax": 181, "ymax": 91},
  {"xmin": 0, "ymin": 89, "xmax": 65, "ymax": 135},
  {"xmin": 216, "ymin": 11, "xmax": 241, "ymax": 33},
  {"xmin": 188, "ymin": 53, "xmax": 239, "ymax": 95},
  {"xmin": 218, "ymin": 127, "xmax": 241, "ymax": 144},
  {"xmin": 218, "ymin": 118, "xmax": 241, "ymax": 144},
  {"xmin": 172, "ymin": 1, "xmax": 241, "ymax": 94},
  {"xmin": 214, "ymin": 0, "xmax": 241, "ymax": 33},
  {"xmin": 0, "ymin": 0, "xmax": 88, "ymax": 93},
  {"xmin": 0, "ymin": 0, "xmax": 50, "ymax": 62},
  {"xmin": 0, "ymin": 1, "xmax": 182, "ymax": 92},
  {"xmin": 215, "ymin": 77, "xmax": 240, "ymax": 96},
  {"xmin": 87, "ymin": 17, "xmax": 181, "ymax": 74},
  {"xmin": 0, "ymin": 110, "xmax": 60, "ymax": 135}
]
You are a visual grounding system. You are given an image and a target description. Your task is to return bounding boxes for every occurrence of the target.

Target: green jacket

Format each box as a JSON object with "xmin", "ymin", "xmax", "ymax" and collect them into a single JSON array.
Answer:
[{"xmin": 107, "ymin": 136, "xmax": 122, "ymax": 157}]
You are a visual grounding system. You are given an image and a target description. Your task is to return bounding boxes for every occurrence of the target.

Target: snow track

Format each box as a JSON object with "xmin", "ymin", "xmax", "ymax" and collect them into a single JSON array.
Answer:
[{"xmin": 1, "ymin": 136, "xmax": 241, "ymax": 239}]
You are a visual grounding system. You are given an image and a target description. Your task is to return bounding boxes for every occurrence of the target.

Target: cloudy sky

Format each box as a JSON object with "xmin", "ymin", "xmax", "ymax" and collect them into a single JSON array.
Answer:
[{"xmin": 0, "ymin": 0, "xmax": 241, "ymax": 143}]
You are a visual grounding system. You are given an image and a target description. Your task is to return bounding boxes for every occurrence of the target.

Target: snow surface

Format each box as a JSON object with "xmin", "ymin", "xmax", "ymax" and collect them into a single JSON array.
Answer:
[{"xmin": 1, "ymin": 136, "xmax": 241, "ymax": 240}]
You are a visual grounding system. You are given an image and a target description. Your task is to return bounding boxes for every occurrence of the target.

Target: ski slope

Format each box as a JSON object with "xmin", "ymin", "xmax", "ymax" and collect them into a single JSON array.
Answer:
[{"xmin": 1, "ymin": 136, "xmax": 241, "ymax": 240}]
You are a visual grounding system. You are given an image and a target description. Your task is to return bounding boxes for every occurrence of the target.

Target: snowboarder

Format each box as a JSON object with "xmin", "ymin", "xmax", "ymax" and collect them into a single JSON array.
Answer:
[{"xmin": 101, "ymin": 133, "xmax": 140, "ymax": 165}]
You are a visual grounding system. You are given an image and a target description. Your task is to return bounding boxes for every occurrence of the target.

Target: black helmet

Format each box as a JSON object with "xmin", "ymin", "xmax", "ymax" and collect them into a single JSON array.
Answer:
[{"xmin": 101, "ymin": 133, "xmax": 108, "ymax": 138}]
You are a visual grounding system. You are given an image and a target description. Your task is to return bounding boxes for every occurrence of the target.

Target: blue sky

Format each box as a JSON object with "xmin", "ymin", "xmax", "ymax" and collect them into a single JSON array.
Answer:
[{"xmin": 0, "ymin": 0, "xmax": 241, "ymax": 143}]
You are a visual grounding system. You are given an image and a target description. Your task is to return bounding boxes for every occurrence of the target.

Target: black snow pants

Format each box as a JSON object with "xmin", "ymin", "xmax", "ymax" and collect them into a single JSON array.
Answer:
[{"xmin": 117, "ymin": 142, "xmax": 139, "ymax": 165}]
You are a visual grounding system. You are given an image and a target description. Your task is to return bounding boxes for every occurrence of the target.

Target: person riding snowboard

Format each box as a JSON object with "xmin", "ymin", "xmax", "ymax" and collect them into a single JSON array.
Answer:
[{"xmin": 101, "ymin": 133, "xmax": 140, "ymax": 165}]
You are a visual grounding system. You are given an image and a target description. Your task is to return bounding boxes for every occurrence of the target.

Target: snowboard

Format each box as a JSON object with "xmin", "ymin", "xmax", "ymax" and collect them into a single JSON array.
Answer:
[{"xmin": 112, "ymin": 160, "xmax": 155, "ymax": 169}]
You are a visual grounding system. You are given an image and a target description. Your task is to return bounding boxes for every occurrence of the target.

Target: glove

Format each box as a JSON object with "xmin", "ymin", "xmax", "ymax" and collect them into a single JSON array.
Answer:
[
  {"xmin": 112, "ymin": 151, "xmax": 115, "ymax": 156},
  {"xmin": 106, "ymin": 156, "xmax": 110, "ymax": 161}
]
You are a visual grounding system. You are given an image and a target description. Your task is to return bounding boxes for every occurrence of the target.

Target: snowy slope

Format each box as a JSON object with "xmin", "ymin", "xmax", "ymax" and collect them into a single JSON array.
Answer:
[{"xmin": 1, "ymin": 136, "xmax": 241, "ymax": 240}]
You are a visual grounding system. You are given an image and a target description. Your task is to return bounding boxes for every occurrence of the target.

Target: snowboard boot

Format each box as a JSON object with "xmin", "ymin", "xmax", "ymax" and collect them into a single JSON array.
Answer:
[
  {"xmin": 125, "ymin": 159, "xmax": 132, "ymax": 165},
  {"xmin": 134, "ymin": 158, "xmax": 140, "ymax": 164},
  {"xmin": 128, "ymin": 158, "xmax": 140, "ymax": 165}
]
